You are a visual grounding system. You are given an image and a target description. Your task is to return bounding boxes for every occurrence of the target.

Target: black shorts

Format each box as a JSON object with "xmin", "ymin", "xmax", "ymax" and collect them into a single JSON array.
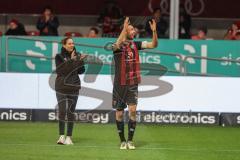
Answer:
[{"xmin": 112, "ymin": 83, "xmax": 138, "ymax": 110}]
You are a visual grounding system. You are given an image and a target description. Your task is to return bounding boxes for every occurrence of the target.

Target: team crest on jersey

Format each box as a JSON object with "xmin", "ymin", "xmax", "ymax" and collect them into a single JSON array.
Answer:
[
  {"xmin": 130, "ymin": 44, "xmax": 134, "ymax": 49},
  {"xmin": 127, "ymin": 52, "xmax": 133, "ymax": 59}
]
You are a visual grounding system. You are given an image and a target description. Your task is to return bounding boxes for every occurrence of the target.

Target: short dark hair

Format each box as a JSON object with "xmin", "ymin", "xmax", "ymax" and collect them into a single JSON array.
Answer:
[
  {"xmin": 153, "ymin": 7, "xmax": 161, "ymax": 14},
  {"xmin": 90, "ymin": 27, "xmax": 99, "ymax": 34},
  {"xmin": 199, "ymin": 27, "xmax": 208, "ymax": 34},
  {"xmin": 42, "ymin": 5, "xmax": 53, "ymax": 13},
  {"xmin": 61, "ymin": 37, "xmax": 73, "ymax": 45}
]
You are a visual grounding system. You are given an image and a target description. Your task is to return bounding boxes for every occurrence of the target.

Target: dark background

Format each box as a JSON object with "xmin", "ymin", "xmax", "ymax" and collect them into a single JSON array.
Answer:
[{"xmin": 0, "ymin": 0, "xmax": 239, "ymax": 18}]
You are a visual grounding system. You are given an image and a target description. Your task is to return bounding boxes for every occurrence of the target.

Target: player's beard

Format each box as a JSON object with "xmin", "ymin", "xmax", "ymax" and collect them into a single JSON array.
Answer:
[{"xmin": 127, "ymin": 34, "xmax": 134, "ymax": 40}]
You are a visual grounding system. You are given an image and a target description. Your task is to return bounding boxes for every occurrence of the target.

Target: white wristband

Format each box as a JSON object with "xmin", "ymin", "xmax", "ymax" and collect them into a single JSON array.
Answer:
[{"xmin": 141, "ymin": 41, "xmax": 148, "ymax": 49}]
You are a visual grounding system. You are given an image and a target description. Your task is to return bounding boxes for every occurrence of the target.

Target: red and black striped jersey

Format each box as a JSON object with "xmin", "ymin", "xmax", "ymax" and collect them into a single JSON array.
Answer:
[{"xmin": 113, "ymin": 41, "xmax": 143, "ymax": 86}]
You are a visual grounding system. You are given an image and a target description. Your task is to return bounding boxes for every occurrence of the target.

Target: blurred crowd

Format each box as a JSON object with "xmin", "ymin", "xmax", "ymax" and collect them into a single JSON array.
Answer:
[{"xmin": 2, "ymin": 1, "xmax": 240, "ymax": 40}]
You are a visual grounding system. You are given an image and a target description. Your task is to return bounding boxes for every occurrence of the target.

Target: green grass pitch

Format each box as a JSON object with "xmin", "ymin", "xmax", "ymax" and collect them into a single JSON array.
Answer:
[{"xmin": 0, "ymin": 122, "xmax": 240, "ymax": 160}]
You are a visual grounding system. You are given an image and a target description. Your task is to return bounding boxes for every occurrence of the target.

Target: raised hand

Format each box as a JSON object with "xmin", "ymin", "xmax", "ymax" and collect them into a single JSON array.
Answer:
[
  {"xmin": 116, "ymin": 17, "xmax": 130, "ymax": 49},
  {"xmin": 149, "ymin": 19, "xmax": 157, "ymax": 32},
  {"xmin": 71, "ymin": 50, "xmax": 77, "ymax": 60},
  {"xmin": 80, "ymin": 54, "xmax": 87, "ymax": 60},
  {"xmin": 123, "ymin": 17, "xmax": 130, "ymax": 30}
]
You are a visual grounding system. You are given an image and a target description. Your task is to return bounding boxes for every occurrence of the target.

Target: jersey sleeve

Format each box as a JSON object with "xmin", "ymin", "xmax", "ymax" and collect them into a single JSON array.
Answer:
[{"xmin": 134, "ymin": 41, "xmax": 145, "ymax": 50}]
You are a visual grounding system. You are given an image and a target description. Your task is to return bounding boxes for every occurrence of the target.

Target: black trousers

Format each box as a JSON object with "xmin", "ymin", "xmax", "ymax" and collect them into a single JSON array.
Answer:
[{"xmin": 56, "ymin": 93, "xmax": 78, "ymax": 122}]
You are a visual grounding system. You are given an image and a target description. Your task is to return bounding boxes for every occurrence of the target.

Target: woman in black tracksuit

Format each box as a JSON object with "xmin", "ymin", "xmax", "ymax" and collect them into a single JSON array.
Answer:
[{"xmin": 55, "ymin": 37, "xmax": 85, "ymax": 145}]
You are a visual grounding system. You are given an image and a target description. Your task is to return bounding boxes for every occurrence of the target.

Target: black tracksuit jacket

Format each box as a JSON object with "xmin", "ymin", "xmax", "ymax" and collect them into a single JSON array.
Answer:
[{"xmin": 55, "ymin": 47, "xmax": 85, "ymax": 94}]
